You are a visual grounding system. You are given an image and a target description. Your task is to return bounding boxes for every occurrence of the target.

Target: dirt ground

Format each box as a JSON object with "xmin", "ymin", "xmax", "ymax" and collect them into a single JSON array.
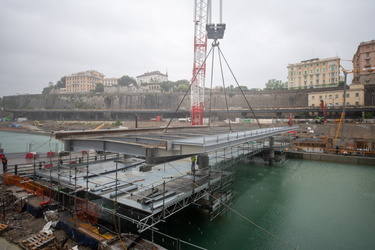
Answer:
[{"xmin": 0, "ymin": 180, "xmax": 93, "ymax": 250}]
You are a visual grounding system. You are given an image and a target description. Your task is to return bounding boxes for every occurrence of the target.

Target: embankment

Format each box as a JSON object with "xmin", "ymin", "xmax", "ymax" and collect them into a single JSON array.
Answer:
[{"xmin": 287, "ymin": 151, "xmax": 375, "ymax": 166}]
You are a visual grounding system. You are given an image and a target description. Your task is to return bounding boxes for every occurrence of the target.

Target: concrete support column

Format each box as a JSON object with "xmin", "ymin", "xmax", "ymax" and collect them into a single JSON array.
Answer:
[{"xmin": 269, "ymin": 136, "xmax": 275, "ymax": 165}]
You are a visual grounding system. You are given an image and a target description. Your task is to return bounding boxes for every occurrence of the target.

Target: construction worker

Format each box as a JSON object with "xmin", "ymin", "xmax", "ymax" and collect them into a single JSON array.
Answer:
[
  {"xmin": 2, "ymin": 153, "xmax": 8, "ymax": 173},
  {"xmin": 191, "ymin": 155, "xmax": 196, "ymax": 173}
]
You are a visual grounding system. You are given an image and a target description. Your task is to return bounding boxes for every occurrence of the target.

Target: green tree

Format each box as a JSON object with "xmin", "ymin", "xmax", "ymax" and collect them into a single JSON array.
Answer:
[
  {"xmin": 264, "ymin": 79, "xmax": 287, "ymax": 90},
  {"xmin": 364, "ymin": 112, "xmax": 373, "ymax": 119},
  {"xmin": 112, "ymin": 120, "xmax": 122, "ymax": 126},
  {"xmin": 56, "ymin": 76, "xmax": 66, "ymax": 88},
  {"xmin": 159, "ymin": 80, "xmax": 190, "ymax": 92},
  {"xmin": 95, "ymin": 83, "xmax": 104, "ymax": 92},
  {"xmin": 176, "ymin": 84, "xmax": 188, "ymax": 92},
  {"xmin": 158, "ymin": 81, "xmax": 173, "ymax": 92},
  {"xmin": 42, "ymin": 85, "xmax": 53, "ymax": 94},
  {"xmin": 234, "ymin": 85, "xmax": 249, "ymax": 91},
  {"xmin": 118, "ymin": 75, "xmax": 137, "ymax": 86}
]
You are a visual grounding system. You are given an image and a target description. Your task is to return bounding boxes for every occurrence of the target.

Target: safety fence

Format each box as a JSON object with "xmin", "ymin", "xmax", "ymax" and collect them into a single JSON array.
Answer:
[{"xmin": 3, "ymin": 152, "xmax": 120, "ymax": 176}]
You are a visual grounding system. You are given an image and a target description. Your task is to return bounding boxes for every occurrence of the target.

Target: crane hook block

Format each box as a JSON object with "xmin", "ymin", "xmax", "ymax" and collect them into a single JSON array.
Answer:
[{"xmin": 206, "ymin": 23, "xmax": 226, "ymax": 40}]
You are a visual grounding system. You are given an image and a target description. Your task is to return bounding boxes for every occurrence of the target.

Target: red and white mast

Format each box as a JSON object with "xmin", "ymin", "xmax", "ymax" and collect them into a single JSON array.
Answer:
[{"xmin": 191, "ymin": 0, "xmax": 210, "ymax": 126}]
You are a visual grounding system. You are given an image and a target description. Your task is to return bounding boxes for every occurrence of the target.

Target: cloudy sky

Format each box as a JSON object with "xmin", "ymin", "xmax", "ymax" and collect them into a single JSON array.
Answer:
[{"xmin": 1, "ymin": 0, "xmax": 374, "ymax": 97}]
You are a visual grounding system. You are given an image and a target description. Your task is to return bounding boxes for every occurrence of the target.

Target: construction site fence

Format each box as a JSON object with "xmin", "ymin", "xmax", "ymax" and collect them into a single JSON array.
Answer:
[
  {"xmin": 3, "ymin": 173, "xmax": 100, "ymax": 225},
  {"xmin": 3, "ymin": 152, "xmax": 120, "ymax": 176}
]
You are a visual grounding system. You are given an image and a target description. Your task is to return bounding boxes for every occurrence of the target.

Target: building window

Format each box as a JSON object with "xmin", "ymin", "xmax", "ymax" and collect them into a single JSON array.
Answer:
[
  {"xmin": 312, "ymin": 96, "xmax": 315, "ymax": 100},
  {"xmin": 316, "ymin": 63, "xmax": 320, "ymax": 66},
  {"xmin": 316, "ymin": 69, "xmax": 320, "ymax": 73},
  {"xmin": 323, "ymin": 62, "xmax": 326, "ymax": 65},
  {"xmin": 304, "ymin": 70, "xmax": 307, "ymax": 75},
  {"xmin": 346, "ymin": 94, "xmax": 350, "ymax": 97},
  {"xmin": 319, "ymin": 96, "xmax": 322, "ymax": 99},
  {"xmin": 356, "ymin": 93, "xmax": 359, "ymax": 97},
  {"xmin": 335, "ymin": 94, "xmax": 338, "ymax": 98},
  {"xmin": 322, "ymin": 67, "xmax": 326, "ymax": 72}
]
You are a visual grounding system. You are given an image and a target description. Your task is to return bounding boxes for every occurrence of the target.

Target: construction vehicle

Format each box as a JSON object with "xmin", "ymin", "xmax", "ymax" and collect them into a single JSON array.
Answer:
[
  {"xmin": 34, "ymin": 120, "xmax": 43, "ymax": 127},
  {"xmin": 94, "ymin": 124, "xmax": 105, "ymax": 130},
  {"xmin": 333, "ymin": 112, "xmax": 345, "ymax": 147}
]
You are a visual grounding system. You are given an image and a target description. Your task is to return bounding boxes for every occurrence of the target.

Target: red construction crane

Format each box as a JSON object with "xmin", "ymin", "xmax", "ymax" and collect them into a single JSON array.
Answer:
[
  {"xmin": 191, "ymin": 0, "xmax": 225, "ymax": 125},
  {"xmin": 191, "ymin": 0, "xmax": 209, "ymax": 125},
  {"xmin": 320, "ymin": 100, "xmax": 327, "ymax": 123}
]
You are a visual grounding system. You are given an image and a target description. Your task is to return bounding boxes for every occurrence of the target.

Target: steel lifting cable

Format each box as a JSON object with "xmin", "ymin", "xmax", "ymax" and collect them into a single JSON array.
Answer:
[
  {"xmin": 208, "ymin": 41, "xmax": 216, "ymax": 128},
  {"xmin": 29, "ymin": 137, "xmax": 52, "ymax": 152},
  {"xmin": 163, "ymin": 46, "xmax": 215, "ymax": 133},
  {"xmin": 218, "ymin": 46, "xmax": 262, "ymax": 129},
  {"xmin": 216, "ymin": 41, "xmax": 233, "ymax": 132}
]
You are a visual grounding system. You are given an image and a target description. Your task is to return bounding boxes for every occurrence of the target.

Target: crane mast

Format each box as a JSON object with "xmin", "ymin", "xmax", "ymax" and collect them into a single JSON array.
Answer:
[{"xmin": 191, "ymin": 0, "xmax": 209, "ymax": 126}]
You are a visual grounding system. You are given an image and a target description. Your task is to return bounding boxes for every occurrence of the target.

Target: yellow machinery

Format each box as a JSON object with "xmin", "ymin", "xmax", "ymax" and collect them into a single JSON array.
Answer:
[
  {"xmin": 33, "ymin": 120, "xmax": 43, "ymax": 127},
  {"xmin": 333, "ymin": 112, "xmax": 345, "ymax": 147},
  {"xmin": 94, "ymin": 124, "xmax": 105, "ymax": 130}
]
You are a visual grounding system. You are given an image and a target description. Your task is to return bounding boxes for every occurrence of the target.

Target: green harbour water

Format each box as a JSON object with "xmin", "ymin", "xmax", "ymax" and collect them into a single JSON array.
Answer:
[
  {"xmin": 1, "ymin": 131, "xmax": 375, "ymax": 249},
  {"xmin": 160, "ymin": 160, "xmax": 375, "ymax": 250},
  {"xmin": 0, "ymin": 131, "xmax": 63, "ymax": 154}
]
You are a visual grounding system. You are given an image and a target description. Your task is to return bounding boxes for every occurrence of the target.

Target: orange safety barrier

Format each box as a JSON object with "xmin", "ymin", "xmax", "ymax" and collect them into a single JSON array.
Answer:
[
  {"xmin": 3, "ymin": 173, "xmax": 55, "ymax": 201},
  {"xmin": 76, "ymin": 197, "xmax": 99, "ymax": 225},
  {"xmin": 3, "ymin": 173, "xmax": 99, "ymax": 225}
]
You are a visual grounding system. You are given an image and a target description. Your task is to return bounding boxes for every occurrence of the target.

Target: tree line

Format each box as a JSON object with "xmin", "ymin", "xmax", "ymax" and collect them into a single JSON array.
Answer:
[{"xmin": 43, "ymin": 75, "xmax": 287, "ymax": 94}]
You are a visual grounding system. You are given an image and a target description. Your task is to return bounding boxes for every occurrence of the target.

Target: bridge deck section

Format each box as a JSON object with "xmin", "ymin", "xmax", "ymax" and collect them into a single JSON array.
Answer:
[{"xmin": 61, "ymin": 126, "xmax": 298, "ymax": 163}]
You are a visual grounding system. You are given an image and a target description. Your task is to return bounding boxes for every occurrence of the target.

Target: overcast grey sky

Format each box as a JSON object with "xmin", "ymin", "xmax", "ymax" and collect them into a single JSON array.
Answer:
[{"xmin": 1, "ymin": 0, "xmax": 374, "ymax": 97}]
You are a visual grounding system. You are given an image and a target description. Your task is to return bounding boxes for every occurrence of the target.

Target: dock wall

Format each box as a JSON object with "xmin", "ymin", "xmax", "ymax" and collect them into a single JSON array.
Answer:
[{"xmin": 287, "ymin": 152, "xmax": 375, "ymax": 166}]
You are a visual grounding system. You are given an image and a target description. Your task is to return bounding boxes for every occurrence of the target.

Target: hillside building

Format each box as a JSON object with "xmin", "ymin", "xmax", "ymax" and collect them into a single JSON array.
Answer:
[
  {"xmin": 136, "ymin": 71, "xmax": 168, "ymax": 84},
  {"xmin": 308, "ymin": 84, "xmax": 365, "ymax": 107},
  {"xmin": 103, "ymin": 78, "xmax": 118, "ymax": 86},
  {"xmin": 352, "ymin": 40, "xmax": 375, "ymax": 85},
  {"xmin": 287, "ymin": 57, "xmax": 341, "ymax": 89},
  {"xmin": 66, "ymin": 70, "xmax": 104, "ymax": 93}
]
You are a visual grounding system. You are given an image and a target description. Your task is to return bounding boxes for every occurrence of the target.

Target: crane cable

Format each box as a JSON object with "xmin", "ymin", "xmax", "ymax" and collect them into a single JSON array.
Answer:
[
  {"xmin": 216, "ymin": 40, "xmax": 233, "ymax": 132},
  {"xmin": 217, "ymin": 46, "xmax": 262, "ymax": 128},
  {"xmin": 163, "ymin": 46, "xmax": 215, "ymax": 133}
]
